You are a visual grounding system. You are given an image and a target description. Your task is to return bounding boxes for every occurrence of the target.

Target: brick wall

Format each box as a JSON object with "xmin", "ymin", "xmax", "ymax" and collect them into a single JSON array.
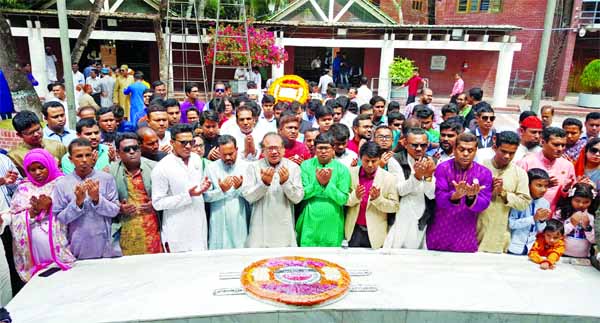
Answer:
[
  {"xmin": 396, "ymin": 48, "xmax": 498, "ymax": 97},
  {"xmin": 435, "ymin": 0, "xmax": 547, "ymax": 74},
  {"xmin": 0, "ymin": 129, "xmax": 21, "ymax": 151},
  {"xmin": 379, "ymin": 0, "xmax": 430, "ymax": 24}
]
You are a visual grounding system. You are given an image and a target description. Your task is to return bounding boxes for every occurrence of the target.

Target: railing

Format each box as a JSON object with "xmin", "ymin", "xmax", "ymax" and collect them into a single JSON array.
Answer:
[{"xmin": 581, "ymin": 0, "xmax": 600, "ymax": 26}]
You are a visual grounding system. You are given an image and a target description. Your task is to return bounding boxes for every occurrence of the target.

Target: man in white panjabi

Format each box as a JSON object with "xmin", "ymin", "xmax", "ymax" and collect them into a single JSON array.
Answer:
[
  {"xmin": 384, "ymin": 128, "xmax": 436, "ymax": 249},
  {"xmin": 203, "ymin": 135, "xmax": 250, "ymax": 249},
  {"xmin": 242, "ymin": 133, "xmax": 304, "ymax": 247},
  {"xmin": 151, "ymin": 124, "xmax": 211, "ymax": 252}
]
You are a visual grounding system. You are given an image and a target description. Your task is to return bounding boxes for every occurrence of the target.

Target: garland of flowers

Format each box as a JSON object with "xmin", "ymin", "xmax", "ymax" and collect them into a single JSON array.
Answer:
[{"xmin": 205, "ymin": 24, "xmax": 287, "ymax": 67}]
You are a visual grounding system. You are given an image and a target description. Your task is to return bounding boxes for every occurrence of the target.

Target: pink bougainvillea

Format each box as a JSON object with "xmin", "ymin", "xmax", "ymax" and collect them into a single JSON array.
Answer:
[{"xmin": 205, "ymin": 24, "xmax": 287, "ymax": 67}]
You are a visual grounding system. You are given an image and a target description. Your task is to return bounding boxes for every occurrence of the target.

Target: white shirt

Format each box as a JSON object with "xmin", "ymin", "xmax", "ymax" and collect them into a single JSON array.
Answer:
[
  {"xmin": 99, "ymin": 76, "xmax": 116, "ymax": 108},
  {"xmin": 158, "ymin": 130, "xmax": 172, "ymax": 150},
  {"xmin": 475, "ymin": 147, "xmax": 496, "ymax": 164},
  {"xmin": 73, "ymin": 71, "xmax": 85, "ymax": 91},
  {"xmin": 335, "ymin": 149, "xmax": 358, "ymax": 168},
  {"xmin": 221, "ymin": 125, "xmax": 265, "ymax": 161},
  {"xmin": 340, "ymin": 111, "xmax": 357, "ymax": 140},
  {"xmin": 256, "ymin": 114, "xmax": 277, "ymax": 133},
  {"xmin": 513, "ymin": 144, "xmax": 542, "ymax": 162},
  {"xmin": 356, "ymin": 85, "xmax": 373, "ymax": 107},
  {"xmin": 384, "ymin": 155, "xmax": 435, "ymax": 249},
  {"xmin": 242, "ymin": 158, "xmax": 304, "ymax": 248},
  {"xmin": 45, "ymin": 97, "xmax": 73, "ymax": 124},
  {"xmin": 46, "ymin": 54, "xmax": 58, "ymax": 82},
  {"xmin": 151, "ymin": 153, "xmax": 208, "ymax": 252},
  {"xmin": 318, "ymin": 74, "xmax": 334, "ymax": 94},
  {"xmin": 86, "ymin": 76, "xmax": 102, "ymax": 94}
]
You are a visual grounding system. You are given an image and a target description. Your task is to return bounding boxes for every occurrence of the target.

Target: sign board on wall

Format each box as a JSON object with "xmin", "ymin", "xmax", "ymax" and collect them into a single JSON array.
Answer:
[{"xmin": 430, "ymin": 55, "xmax": 446, "ymax": 71}]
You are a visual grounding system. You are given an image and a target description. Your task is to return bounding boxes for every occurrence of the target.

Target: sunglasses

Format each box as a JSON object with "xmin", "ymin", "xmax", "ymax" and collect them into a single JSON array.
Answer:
[
  {"xmin": 589, "ymin": 147, "xmax": 600, "ymax": 155},
  {"xmin": 481, "ymin": 116, "xmax": 496, "ymax": 122},
  {"xmin": 215, "ymin": 88, "xmax": 225, "ymax": 93},
  {"xmin": 176, "ymin": 140, "xmax": 193, "ymax": 147},
  {"xmin": 392, "ymin": 123, "xmax": 403, "ymax": 127},
  {"xmin": 409, "ymin": 143, "xmax": 429, "ymax": 149},
  {"xmin": 121, "ymin": 145, "xmax": 140, "ymax": 153}
]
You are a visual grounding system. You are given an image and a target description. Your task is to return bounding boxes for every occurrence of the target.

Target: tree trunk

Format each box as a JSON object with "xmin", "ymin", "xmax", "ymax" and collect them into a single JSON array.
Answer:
[
  {"xmin": 0, "ymin": 12, "xmax": 42, "ymax": 117},
  {"xmin": 154, "ymin": 0, "xmax": 169, "ymax": 82},
  {"xmin": 70, "ymin": 0, "xmax": 104, "ymax": 64},
  {"xmin": 198, "ymin": 0, "xmax": 207, "ymax": 18}
]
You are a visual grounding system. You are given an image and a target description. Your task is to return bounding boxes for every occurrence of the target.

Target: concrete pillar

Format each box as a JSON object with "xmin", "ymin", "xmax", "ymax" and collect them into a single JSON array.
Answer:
[
  {"xmin": 492, "ymin": 44, "xmax": 515, "ymax": 108},
  {"xmin": 271, "ymin": 32, "xmax": 285, "ymax": 81},
  {"xmin": 26, "ymin": 20, "xmax": 48, "ymax": 97},
  {"xmin": 377, "ymin": 33, "xmax": 395, "ymax": 101}
]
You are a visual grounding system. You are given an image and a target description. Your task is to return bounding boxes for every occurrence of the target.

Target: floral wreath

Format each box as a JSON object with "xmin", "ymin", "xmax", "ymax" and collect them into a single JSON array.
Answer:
[{"xmin": 267, "ymin": 75, "xmax": 309, "ymax": 104}]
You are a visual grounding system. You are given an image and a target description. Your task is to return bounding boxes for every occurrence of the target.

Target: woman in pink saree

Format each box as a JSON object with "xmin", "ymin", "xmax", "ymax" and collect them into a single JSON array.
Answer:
[{"xmin": 2, "ymin": 149, "xmax": 74, "ymax": 282}]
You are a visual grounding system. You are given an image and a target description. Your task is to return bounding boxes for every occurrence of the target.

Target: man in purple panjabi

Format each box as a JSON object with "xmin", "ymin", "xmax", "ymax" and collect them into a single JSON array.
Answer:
[{"xmin": 426, "ymin": 133, "xmax": 492, "ymax": 252}]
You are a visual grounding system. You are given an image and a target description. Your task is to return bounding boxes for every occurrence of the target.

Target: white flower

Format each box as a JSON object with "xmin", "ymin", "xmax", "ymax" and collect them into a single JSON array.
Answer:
[
  {"xmin": 321, "ymin": 267, "xmax": 341, "ymax": 281},
  {"xmin": 252, "ymin": 267, "xmax": 270, "ymax": 282}
]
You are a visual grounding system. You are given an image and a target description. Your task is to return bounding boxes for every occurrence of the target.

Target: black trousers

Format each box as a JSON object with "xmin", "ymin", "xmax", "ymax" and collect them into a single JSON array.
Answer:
[
  {"xmin": 348, "ymin": 224, "xmax": 371, "ymax": 248},
  {"xmin": 450, "ymin": 94, "xmax": 459, "ymax": 104},
  {"xmin": 406, "ymin": 95, "xmax": 416, "ymax": 105}
]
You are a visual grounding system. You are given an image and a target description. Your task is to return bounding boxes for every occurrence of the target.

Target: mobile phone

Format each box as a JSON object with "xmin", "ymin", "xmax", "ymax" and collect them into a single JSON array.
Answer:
[{"xmin": 38, "ymin": 267, "xmax": 61, "ymax": 277}]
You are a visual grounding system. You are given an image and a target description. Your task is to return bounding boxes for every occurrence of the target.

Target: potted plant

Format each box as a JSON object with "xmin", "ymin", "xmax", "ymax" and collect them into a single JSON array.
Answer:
[
  {"xmin": 578, "ymin": 58, "xmax": 600, "ymax": 108},
  {"xmin": 389, "ymin": 57, "xmax": 416, "ymax": 99}
]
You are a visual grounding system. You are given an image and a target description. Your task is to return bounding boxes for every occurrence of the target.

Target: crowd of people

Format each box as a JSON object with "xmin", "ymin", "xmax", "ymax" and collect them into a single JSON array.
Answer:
[{"xmin": 0, "ymin": 72, "xmax": 599, "ymax": 313}]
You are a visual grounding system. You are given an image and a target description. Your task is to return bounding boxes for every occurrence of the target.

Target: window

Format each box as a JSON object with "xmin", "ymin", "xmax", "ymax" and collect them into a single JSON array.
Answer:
[
  {"xmin": 412, "ymin": 0, "xmax": 424, "ymax": 11},
  {"xmin": 457, "ymin": 0, "xmax": 501, "ymax": 13}
]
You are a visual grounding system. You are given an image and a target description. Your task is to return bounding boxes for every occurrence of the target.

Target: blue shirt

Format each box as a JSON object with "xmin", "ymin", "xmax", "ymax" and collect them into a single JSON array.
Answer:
[
  {"xmin": 43, "ymin": 126, "xmax": 78, "ymax": 146},
  {"xmin": 123, "ymin": 81, "xmax": 148, "ymax": 122},
  {"xmin": 508, "ymin": 197, "xmax": 549, "ymax": 255}
]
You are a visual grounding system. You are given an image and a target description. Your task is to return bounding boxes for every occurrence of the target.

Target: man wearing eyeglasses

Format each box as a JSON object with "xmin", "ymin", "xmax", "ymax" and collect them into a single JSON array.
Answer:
[
  {"xmin": 373, "ymin": 125, "xmax": 402, "ymax": 174},
  {"xmin": 472, "ymin": 103, "xmax": 496, "ymax": 149},
  {"xmin": 109, "ymin": 132, "xmax": 162, "ymax": 255},
  {"xmin": 204, "ymin": 135, "xmax": 250, "ymax": 249},
  {"xmin": 385, "ymin": 127, "xmax": 436, "ymax": 249},
  {"xmin": 242, "ymin": 133, "xmax": 304, "ymax": 248},
  {"xmin": 8, "ymin": 111, "xmax": 67, "ymax": 176},
  {"xmin": 151, "ymin": 123, "xmax": 212, "ymax": 252}
]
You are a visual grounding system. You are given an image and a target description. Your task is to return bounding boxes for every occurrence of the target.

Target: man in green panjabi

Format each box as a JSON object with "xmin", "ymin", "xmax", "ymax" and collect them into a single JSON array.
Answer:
[{"xmin": 296, "ymin": 132, "xmax": 351, "ymax": 246}]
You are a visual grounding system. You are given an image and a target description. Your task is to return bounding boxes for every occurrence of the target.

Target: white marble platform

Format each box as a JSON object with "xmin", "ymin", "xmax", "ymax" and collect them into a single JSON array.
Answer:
[{"xmin": 6, "ymin": 248, "xmax": 600, "ymax": 323}]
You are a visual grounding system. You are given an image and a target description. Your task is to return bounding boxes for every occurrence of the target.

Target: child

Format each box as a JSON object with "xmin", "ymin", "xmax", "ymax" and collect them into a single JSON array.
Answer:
[
  {"xmin": 553, "ymin": 182, "xmax": 596, "ymax": 258},
  {"xmin": 316, "ymin": 105, "xmax": 334, "ymax": 133},
  {"xmin": 508, "ymin": 168, "xmax": 552, "ymax": 255},
  {"xmin": 528, "ymin": 219, "xmax": 565, "ymax": 270}
]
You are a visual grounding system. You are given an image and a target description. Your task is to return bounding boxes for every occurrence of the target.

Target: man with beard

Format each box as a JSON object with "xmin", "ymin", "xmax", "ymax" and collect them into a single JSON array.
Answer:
[
  {"xmin": 97, "ymin": 107, "xmax": 118, "ymax": 144},
  {"xmin": 61, "ymin": 119, "xmax": 111, "ymax": 174},
  {"xmin": 203, "ymin": 135, "xmax": 250, "ymax": 249},
  {"xmin": 242, "ymin": 133, "xmax": 304, "ymax": 247},
  {"xmin": 109, "ymin": 132, "xmax": 162, "ymax": 255},
  {"xmin": 514, "ymin": 116, "xmax": 543, "ymax": 161},
  {"xmin": 331, "ymin": 123, "xmax": 358, "ymax": 168},
  {"xmin": 278, "ymin": 112, "xmax": 311, "ymax": 165},
  {"xmin": 151, "ymin": 124, "xmax": 212, "ymax": 252},
  {"xmin": 53, "ymin": 138, "xmax": 121, "ymax": 259},
  {"xmin": 221, "ymin": 104, "xmax": 264, "ymax": 161},
  {"xmin": 477, "ymin": 131, "xmax": 531, "ymax": 253},
  {"xmin": 385, "ymin": 127, "xmax": 436, "ymax": 249},
  {"xmin": 426, "ymin": 133, "xmax": 493, "ymax": 252},
  {"xmin": 434, "ymin": 119, "xmax": 463, "ymax": 163},
  {"xmin": 345, "ymin": 142, "xmax": 399, "ymax": 248},
  {"xmin": 42, "ymin": 101, "xmax": 77, "ymax": 146},
  {"xmin": 373, "ymin": 125, "xmax": 401, "ymax": 174},
  {"xmin": 137, "ymin": 127, "xmax": 168, "ymax": 162},
  {"xmin": 296, "ymin": 133, "xmax": 351, "ymax": 247},
  {"xmin": 147, "ymin": 105, "xmax": 172, "ymax": 153},
  {"xmin": 404, "ymin": 88, "xmax": 439, "ymax": 123},
  {"xmin": 347, "ymin": 114, "xmax": 373, "ymax": 154},
  {"xmin": 517, "ymin": 127, "xmax": 576, "ymax": 212},
  {"xmin": 455, "ymin": 92, "xmax": 474, "ymax": 129}
]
